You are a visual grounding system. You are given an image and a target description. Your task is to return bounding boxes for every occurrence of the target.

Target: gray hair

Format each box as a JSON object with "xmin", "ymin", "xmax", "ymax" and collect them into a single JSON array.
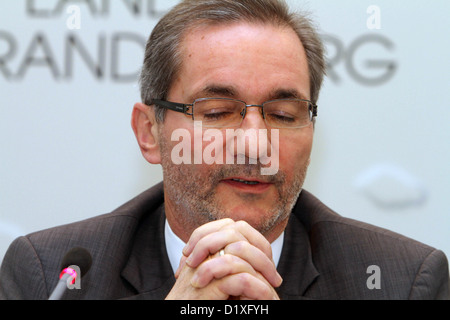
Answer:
[{"xmin": 139, "ymin": 0, "xmax": 326, "ymax": 122}]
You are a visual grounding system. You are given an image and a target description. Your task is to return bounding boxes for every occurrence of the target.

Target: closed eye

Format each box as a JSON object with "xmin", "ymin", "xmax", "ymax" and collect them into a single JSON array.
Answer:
[
  {"xmin": 202, "ymin": 109, "xmax": 235, "ymax": 120},
  {"xmin": 265, "ymin": 112, "xmax": 296, "ymax": 123}
]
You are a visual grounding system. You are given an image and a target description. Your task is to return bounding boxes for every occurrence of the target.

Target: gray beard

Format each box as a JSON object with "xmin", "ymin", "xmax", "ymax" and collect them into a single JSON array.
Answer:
[{"xmin": 159, "ymin": 133, "xmax": 307, "ymax": 237}]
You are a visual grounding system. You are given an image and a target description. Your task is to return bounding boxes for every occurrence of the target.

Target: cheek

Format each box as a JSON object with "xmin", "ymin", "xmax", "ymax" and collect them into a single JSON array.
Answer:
[
  {"xmin": 278, "ymin": 131, "xmax": 313, "ymax": 172},
  {"xmin": 160, "ymin": 122, "xmax": 225, "ymax": 171},
  {"xmin": 195, "ymin": 127, "xmax": 229, "ymax": 165}
]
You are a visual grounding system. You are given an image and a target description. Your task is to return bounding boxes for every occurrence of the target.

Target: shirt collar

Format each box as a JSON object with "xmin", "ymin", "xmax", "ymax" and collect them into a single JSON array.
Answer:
[{"xmin": 164, "ymin": 219, "xmax": 284, "ymax": 274}]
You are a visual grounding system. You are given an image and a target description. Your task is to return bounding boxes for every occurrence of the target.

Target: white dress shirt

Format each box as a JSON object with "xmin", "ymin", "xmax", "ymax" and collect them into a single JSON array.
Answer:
[{"xmin": 164, "ymin": 219, "xmax": 284, "ymax": 274}]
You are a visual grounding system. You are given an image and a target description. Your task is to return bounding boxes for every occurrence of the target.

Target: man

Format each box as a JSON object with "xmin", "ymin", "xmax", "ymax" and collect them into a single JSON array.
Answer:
[{"xmin": 0, "ymin": 0, "xmax": 448, "ymax": 300}]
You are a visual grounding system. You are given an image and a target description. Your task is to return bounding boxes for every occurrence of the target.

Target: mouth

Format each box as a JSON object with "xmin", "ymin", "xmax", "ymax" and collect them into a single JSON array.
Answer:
[
  {"xmin": 220, "ymin": 177, "xmax": 273, "ymax": 193},
  {"xmin": 229, "ymin": 178, "xmax": 261, "ymax": 185}
]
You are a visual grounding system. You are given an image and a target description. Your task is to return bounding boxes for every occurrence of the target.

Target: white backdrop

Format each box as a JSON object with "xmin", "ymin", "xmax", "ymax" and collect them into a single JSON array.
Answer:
[{"xmin": 1, "ymin": 0, "xmax": 449, "ymax": 264}]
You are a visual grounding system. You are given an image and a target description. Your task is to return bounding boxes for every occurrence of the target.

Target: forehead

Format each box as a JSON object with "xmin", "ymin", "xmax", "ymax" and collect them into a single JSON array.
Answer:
[{"xmin": 170, "ymin": 22, "xmax": 310, "ymax": 101}]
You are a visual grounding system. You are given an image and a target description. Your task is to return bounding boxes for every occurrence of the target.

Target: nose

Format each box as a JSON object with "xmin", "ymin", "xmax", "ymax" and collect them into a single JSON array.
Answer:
[
  {"xmin": 240, "ymin": 105, "xmax": 266, "ymax": 130},
  {"xmin": 229, "ymin": 105, "xmax": 270, "ymax": 164}
]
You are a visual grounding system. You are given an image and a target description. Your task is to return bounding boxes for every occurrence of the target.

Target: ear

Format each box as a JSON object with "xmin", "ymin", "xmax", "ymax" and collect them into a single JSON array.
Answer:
[{"xmin": 131, "ymin": 102, "xmax": 161, "ymax": 164}]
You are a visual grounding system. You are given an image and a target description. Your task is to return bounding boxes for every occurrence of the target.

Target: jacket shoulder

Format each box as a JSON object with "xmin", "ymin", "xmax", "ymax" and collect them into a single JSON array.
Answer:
[
  {"xmin": 0, "ymin": 183, "xmax": 165, "ymax": 299},
  {"xmin": 296, "ymin": 190, "xmax": 449, "ymax": 299}
]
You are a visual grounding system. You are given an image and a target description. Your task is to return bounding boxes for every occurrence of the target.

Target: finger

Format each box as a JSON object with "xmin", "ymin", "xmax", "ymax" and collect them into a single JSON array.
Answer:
[
  {"xmin": 217, "ymin": 273, "xmax": 279, "ymax": 300},
  {"xmin": 185, "ymin": 228, "xmax": 246, "ymax": 267},
  {"xmin": 174, "ymin": 255, "xmax": 187, "ymax": 279},
  {"xmin": 185, "ymin": 220, "xmax": 274, "ymax": 269},
  {"xmin": 183, "ymin": 218, "xmax": 235, "ymax": 256},
  {"xmin": 224, "ymin": 220, "xmax": 273, "ymax": 260},
  {"xmin": 225, "ymin": 240, "xmax": 282, "ymax": 287},
  {"xmin": 191, "ymin": 254, "xmax": 256, "ymax": 288}
]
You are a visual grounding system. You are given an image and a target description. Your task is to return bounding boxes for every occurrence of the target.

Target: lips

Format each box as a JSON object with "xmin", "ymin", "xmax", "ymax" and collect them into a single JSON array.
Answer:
[
  {"xmin": 221, "ymin": 177, "xmax": 273, "ymax": 193},
  {"xmin": 229, "ymin": 178, "xmax": 261, "ymax": 185}
]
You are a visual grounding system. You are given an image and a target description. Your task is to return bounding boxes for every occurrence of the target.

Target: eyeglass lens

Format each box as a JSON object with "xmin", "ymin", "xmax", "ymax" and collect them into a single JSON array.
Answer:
[{"xmin": 192, "ymin": 98, "xmax": 311, "ymax": 128}]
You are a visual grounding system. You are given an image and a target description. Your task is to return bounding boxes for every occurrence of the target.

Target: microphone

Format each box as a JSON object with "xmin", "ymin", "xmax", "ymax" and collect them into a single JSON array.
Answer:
[{"xmin": 48, "ymin": 247, "xmax": 92, "ymax": 300}]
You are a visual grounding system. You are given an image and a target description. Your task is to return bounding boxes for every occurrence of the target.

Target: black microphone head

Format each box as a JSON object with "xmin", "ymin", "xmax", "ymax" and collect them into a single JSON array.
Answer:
[{"xmin": 60, "ymin": 247, "xmax": 92, "ymax": 278}]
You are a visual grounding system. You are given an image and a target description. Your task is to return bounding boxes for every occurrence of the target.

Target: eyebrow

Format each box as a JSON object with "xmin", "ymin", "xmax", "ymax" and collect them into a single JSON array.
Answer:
[
  {"xmin": 190, "ymin": 85, "xmax": 238, "ymax": 101},
  {"xmin": 268, "ymin": 88, "xmax": 308, "ymax": 101},
  {"xmin": 189, "ymin": 85, "xmax": 308, "ymax": 102}
]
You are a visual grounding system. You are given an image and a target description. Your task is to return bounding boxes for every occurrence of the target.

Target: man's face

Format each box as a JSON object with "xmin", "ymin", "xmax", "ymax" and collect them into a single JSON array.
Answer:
[{"xmin": 159, "ymin": 22, "xmax": 313, "ymax": 241}]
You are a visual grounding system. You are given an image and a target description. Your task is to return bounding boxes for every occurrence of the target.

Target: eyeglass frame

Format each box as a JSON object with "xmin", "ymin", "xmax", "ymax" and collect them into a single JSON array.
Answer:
[{"xmin": 151, "ymin": 97, "xmax": 318, "ymax": 128}]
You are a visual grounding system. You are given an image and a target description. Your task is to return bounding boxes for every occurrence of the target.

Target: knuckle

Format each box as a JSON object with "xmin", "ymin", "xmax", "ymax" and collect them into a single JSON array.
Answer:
[
  {"xmin": 237, "ymin": 272, "xmax": 252, "ymax": 286},
  {"xmin": 197, "ymin": 261, "xmax": 213, "ymax": 278},
  {"xmin": 235, "ymin": 220, "xmax": 250, "ymax": 229},
  {"xmin": 224, "ymin": 227, "xmax": 242, "ymax": 241},
  {"xmin": 222, "ymin": 253, "xmax": 236, "ymax": 265},
  {"xmin": 230, "ymin": 240, "xmax": 250, "ymax": 254},
  {"xmin": 260, "ymin": 284, "xmax": 273, "ymax": 298},
  {"xmin": 218, "ymin": 219, "xmax": 235, "ymax": 231}
]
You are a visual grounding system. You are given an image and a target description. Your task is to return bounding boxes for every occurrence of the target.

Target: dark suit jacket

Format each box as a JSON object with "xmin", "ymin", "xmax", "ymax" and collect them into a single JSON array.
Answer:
[{"xmin": 0, "ymin": 182, "xmax": 448, "ymax": 299}]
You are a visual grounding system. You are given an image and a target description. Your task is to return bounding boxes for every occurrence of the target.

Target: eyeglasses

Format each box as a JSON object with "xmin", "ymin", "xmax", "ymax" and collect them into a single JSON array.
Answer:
[{"xmin": 151, "ymin": 97, "xmax": 318, "ymax": 129}]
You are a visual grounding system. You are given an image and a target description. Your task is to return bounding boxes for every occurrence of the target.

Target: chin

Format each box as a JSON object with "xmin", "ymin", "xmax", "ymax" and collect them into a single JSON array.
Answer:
[{"xmin": 222, "ymin": 205, "xmax": 277, "ymax": 234}]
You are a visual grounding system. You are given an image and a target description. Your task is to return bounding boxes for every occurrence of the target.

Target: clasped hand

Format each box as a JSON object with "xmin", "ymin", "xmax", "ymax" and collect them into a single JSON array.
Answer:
[{"xmin": 166, "ymin": 219, "xmax": 282, "ymax": 300}]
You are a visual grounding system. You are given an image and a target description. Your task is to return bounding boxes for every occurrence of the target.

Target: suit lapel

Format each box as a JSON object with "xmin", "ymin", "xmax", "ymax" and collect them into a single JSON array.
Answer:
[
  {"xmin": 276, "ymin": 193, "xmax": 320, "ymax": 299},
  {"xmin": 120, "ymin": 203, "xmax": 175, "ymax": 299}
]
